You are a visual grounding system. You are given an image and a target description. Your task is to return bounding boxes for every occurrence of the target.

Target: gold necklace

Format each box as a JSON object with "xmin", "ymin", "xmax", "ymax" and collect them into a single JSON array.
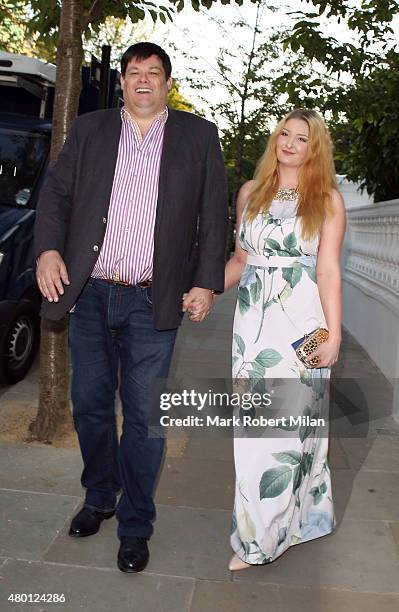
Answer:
[{"xmin": 274, "ymin": 187, "xmax": 298, "ymax": 201}]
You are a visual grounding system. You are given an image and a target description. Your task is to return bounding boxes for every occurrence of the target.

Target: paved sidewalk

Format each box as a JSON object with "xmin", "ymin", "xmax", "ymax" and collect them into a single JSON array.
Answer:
[{"xmin": 0, "ymin": 289, "xmax": 398, "ymax": 611}]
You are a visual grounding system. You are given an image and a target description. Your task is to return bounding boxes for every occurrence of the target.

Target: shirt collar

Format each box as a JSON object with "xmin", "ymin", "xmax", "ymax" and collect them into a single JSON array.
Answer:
[
  {"xmin": 121, "ymin": 105, "xmax": 168, "ymax": 126},
  {"xmin": 121, "ymin": 106, "xmax": 168, "ymax": 145}
]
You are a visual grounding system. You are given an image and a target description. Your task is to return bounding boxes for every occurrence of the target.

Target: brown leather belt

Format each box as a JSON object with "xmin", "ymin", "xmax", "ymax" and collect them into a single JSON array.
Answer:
[
  {"xmin": 102, "ymin": 278, "xmax": 152, "ymax": 288},
  {"xmin": 137, "ymin": 279, "xmax": 152, "ymax": 288}
]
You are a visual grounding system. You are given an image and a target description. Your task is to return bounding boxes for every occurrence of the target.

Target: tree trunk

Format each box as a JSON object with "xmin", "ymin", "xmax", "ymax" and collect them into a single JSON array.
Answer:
[
  {"xmin": 30, "ymin": 0, "xmax": 83, "ymax": 442},
  {"xmin": 225, "ymin": 0, "xmax": 262, "ymax": 260}
]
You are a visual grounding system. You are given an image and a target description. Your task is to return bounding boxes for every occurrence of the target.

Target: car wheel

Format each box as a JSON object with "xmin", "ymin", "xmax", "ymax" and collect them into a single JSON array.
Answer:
[{"xmin": 0, "ymin": 302, "xmax": 40, "ymax": 385}]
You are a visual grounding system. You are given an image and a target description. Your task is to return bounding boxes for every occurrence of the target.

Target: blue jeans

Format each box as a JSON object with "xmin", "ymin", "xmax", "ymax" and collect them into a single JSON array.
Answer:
[{"xmin": 69, "ymin": 278, "xmax": 177, "ymax": 539}]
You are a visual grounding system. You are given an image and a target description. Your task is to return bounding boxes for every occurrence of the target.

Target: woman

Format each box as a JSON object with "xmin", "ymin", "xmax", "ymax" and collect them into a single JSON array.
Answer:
[{"xmin": 221, "ymin": 108, "xmax": 346, "ymax": 570}]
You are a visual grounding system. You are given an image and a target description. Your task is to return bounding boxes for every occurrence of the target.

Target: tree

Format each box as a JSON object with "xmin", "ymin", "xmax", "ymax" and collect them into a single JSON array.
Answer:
[
  {"xmin": 182, "ymin": 2, "xmax": 294, "ymax": 253},
  {"xmin": 332, "ymin": 51, "xmax": 399, "ymax": 201},
  {"xmin": 29, "ymin": 0, "xmax": 84, "ymax": 442},
  {"xmin": 280, "ymin": 0, "xmax": 399, "ymax": 200},
  {"xmin": 16, "ymin": 0, "xmax": 257, "ymax": 442}
]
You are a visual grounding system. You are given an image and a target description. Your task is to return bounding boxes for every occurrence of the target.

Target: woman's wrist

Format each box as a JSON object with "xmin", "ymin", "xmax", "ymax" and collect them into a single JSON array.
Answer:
[{"xmin": 327, "ymin": 331, "xmax": 341, "ymax": 344}]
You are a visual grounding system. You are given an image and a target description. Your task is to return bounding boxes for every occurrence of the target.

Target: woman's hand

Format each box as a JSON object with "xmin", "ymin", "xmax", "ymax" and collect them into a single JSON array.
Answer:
[
  {"xmin": 306, "ymin": 336, "xmax": 341, "ymax": 368},
  {"xmin": 182, "ymin": 291, "xmax": 213, "ymax": 323}
]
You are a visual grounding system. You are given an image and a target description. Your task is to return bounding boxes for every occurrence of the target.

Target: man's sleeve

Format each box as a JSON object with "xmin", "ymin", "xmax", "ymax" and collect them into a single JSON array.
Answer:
[
  {"xmin": 192, "ymin": 122, "xmax": 228, "ymax": 293},
  {"xmin": 34, "ymin": 118, "xmax": 79, "ymax": 259}
]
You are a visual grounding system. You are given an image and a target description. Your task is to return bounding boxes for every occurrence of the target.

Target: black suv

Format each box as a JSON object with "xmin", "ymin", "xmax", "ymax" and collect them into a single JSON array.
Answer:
[
  {"xmin": 0, "ymin": 112, "xmax": 51, "ymax": 383},
  {"xmin": 0, "ymin": 49, "xmax": 121, "ymax": 384}
]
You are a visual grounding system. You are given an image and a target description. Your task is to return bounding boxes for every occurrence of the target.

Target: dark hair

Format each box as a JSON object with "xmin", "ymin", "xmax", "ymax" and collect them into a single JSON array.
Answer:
[{"xmin": 121, "ymin": 42, "xmax": 172, "ymax": 79}]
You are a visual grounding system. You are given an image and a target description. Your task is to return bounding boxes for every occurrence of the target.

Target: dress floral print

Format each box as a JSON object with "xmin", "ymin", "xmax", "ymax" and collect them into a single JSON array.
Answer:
[{"xmin": 231, "ymin": 198, "xmax": 335, "ymax": 564}]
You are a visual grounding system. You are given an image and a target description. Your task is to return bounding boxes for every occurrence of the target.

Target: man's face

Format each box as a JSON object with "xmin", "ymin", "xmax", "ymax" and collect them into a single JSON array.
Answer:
[{"xmin": 120, "ymin": 54, "xmax": 172, "ymax": 116}]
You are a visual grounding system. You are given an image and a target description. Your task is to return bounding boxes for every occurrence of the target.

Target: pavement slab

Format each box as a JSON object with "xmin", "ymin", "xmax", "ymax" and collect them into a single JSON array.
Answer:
[
  {"xmin": 155, "ymin": 456, "xmax": 235, "ymax": 510},
  {"xmin": 333, "ymin": 469, "xmax": 399, "ymax": 522},
  {"xmin": 340, "ymin": 435, "xmax": 399, "ymax": 473},
  {"xmin": 0, "ymin": 559, "xmax": 195, "ymax": 612},
  {"xmin": 44, "ymin": 504, "xmax": 233, "ymax": 582},
  {"xmin": 389, "ymin": 522, "xmax": 399, "ymax": 551},
  {"xmin": 0, "ymin": 490, "xmax": 80, "ymax": 561},
  {"xmin": 0, "ymin": 443, "xmax": 83, "ymax": 497},
  {"xmin": 191, "ymin": 580, "xmax": 399, "ymax": 612},
  {"xmin": 232, "ymin": 518, "xmax": 399, "ymax": 594}
]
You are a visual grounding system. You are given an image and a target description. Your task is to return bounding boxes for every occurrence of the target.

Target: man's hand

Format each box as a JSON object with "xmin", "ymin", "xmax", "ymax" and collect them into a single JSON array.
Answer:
[
  {"xmin": 36, "ymin": 250, "xmax": 70, "ymax": 303},
  {"xmin": 182, "ymin": 287, "xmax": 214, "ymax": 323}
]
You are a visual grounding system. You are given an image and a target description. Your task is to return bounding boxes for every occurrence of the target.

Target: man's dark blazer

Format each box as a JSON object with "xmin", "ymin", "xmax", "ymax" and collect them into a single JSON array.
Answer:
[{"xmin": 34, "ymin": 108, "xmax": 228, "ymax": 330}]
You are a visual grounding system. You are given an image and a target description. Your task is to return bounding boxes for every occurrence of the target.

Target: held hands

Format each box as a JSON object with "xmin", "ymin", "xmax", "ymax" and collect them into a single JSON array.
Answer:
[
  {"xmin": 182, "ymin": 287, "xmax": 214, "ymax": 323},
  {"xmin": 306, "ymin": 336, "xmax": 341, "ymax": 368},
  {"xmin": 36, "ymin": 250, "xmax": 70, "ymax": 302}
]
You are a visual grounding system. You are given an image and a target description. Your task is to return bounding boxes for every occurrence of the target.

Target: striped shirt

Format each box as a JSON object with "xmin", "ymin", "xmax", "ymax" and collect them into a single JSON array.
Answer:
[{"xmin": 91, "ymin": 106, "xmax": 168, "ymax": 284}]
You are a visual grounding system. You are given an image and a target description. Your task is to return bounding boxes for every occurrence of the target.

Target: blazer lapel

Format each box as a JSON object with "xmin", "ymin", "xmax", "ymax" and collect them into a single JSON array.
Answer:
[
  {"xmin": 154, "ymin": 109, "xmax": 183, "ymax": 238},
  {"xmin": 97, "ymin": 109, "xmax": 122, "ymax": 214}
]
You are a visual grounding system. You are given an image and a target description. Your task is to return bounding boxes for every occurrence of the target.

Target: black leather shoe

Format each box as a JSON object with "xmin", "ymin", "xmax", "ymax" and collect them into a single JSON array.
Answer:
[
  {"xmin": 117, "ymin": 536, "xmax": 149, "ymax": 573},
  {"xmin": 69, "ymin": 507, "xmax": 115, "ymax": 537}
]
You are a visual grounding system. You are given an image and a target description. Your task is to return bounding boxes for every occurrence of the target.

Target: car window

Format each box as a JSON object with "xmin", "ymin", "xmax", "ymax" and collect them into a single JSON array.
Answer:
[{"xmin": 0, "ymin": 128, "xmax": 50, "ymax": 207}]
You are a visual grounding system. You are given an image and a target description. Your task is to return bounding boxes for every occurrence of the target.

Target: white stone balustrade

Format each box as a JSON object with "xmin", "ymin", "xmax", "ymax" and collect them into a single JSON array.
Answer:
[
  {"xmin": 343, "ymin": 199, "xmax": 399, "ymax": 319},
  {"xmin": 341, "ymin": 198, "xmax": 399, "ymax": 423}
]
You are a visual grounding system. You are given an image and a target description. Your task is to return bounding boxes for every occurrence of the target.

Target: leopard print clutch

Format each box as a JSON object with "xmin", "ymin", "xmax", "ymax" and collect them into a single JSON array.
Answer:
[{"xmin": 295, "ymin": 328, "xmax": 329, "ymax": 368}]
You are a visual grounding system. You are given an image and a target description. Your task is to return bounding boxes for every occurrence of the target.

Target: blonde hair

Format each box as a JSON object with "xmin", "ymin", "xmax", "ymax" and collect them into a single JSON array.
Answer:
[{"xmin": 245, "ymin": 108, "xmax": 337, "ymax": 240}]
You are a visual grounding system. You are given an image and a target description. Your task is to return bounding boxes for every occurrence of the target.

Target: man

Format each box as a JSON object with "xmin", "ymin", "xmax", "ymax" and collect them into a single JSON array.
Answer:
[{"xmin": 34, "ymin": 42, "xmax": 227, "ymax": 573}]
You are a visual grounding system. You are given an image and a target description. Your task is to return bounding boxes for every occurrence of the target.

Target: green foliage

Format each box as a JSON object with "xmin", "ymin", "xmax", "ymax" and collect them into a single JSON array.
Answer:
[
  {"xmin": 167, "ymin": 80, "xmax": 196, "ymax": 113},
  {"xmin": 183, "ymin": 2, "xmax": 289, "ymax": 200},
  {"xmin": 4, "ymin": 0, "xmax": 260, "ymax": 56},
  {"xmin": 280, "ymin": 0, "xmax": 399, "ymax": 200},
  {"xmin": 331, "ymin": 52, "xmax": 399, "ymax": 201},
  {"xmin": 0, "ymin": 1, "xmax": 27, "ymax": 53}
]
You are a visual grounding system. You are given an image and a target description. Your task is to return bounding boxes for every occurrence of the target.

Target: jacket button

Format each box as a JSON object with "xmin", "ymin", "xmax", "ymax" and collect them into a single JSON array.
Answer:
[
  {"xmin": 93, "ymin": 245, "xmax": 99, "ymax": 252},
  {"xmin": 103, "ymin": 217, "xmax": 107, "ymax": 223}
]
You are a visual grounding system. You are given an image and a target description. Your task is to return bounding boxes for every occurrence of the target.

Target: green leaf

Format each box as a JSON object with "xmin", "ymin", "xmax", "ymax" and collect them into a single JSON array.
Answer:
[
  {"xmin": 293, "ymin": 464, "xmax": 303, "ymax": 493},
  {"xmin": 302, "ymin": 451, "xmax": 314, "ymax": 477},
  {"xmin": 231, "ymin": 512, "xmax": 237, "ymax": 535},
  {"xmin": 279, "ymin": 283, "xmax": 293, "ymax": 302},
  {"xmin": 250, "ymin": 274, "xmax": 262, "ymax": 303},
  {"xmin": 238, "ymin": 286, "xmax": 251, "ymax": 314},
  {"xmin": 255, "ymin": 349, "xmax": 283, "ymax": 369},
  {"xmin": 234, "ymin": 333, "xmax": 245, "ymax": 356},
  {"xmin": 299, "ymin": 406, "xmax": 314, "ymax": 442},
  {"xmin": 272, "ymin": 451, "xmax": 302, "ymax": 465},
  {"xmin": 300, "ymin": 369, "xmax": 313, "ymax": 387},
  {"xmin": 282, "ymin": 267, "xmax": 293, "ymax": 285},
  {"xmin": 283, "ymin": 232, "xmax": 297, "ymax": 250},
  {"xmin": 304, "ymin": 266, "xmax": 317, "ymax": 283},
  {"xmin": 259, "ymin": 465, "xmax": 292, "ymax": 499},
  {"xmin": 278, "ymin": 527, "xmax": 287, "ymax": 545},
  {"xmin": 263, "ymin": 298, "xmax": 277, "ymax": 311},
  {"xmin": 291, "ymin": 265, "xmax": 303, "ymax": 287},
  {"xmin": 265, "ymin": 238, "xmax": 281, "ymax": 251},
  {"xmin": 248, "ymin": 362, "xmax": 266, "ymax": 378}
]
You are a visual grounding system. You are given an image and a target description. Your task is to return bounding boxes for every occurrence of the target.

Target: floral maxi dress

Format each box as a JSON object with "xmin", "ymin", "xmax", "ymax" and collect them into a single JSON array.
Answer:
[{"xmin": 230, "ymin": 198, "xmax": 336, "ymax": 564}]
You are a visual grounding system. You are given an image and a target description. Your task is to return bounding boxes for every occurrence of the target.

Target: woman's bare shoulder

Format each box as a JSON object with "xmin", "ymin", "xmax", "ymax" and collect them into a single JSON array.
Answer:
[
  {"xmin": 239, "ymin": 180, "xmax": 256, "ymax": 199},
  {"xmin": 236, "ymin": 180, "xmax": 256, "ymax": 211},
  {"xmin": 330, "ymin": 188, "xmax": 345, "ymax": 212}
]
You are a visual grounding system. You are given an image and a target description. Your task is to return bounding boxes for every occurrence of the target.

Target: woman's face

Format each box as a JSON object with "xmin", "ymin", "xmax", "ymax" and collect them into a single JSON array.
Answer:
[{"xmin": 276, "ymin": 118, "xmax": 309, "ymax": 169}]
